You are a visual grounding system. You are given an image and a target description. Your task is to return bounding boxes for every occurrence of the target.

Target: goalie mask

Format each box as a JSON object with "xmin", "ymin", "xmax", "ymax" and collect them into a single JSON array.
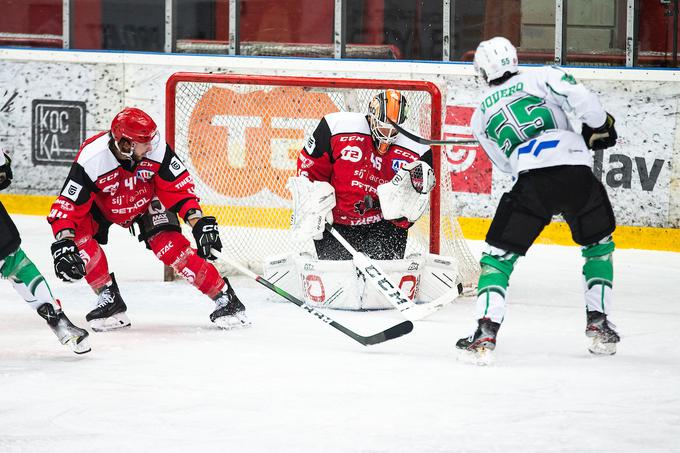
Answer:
[
  {"xmin": 110, "ymin": 107, "xmax": 160, "ymax": 161},
  {"xmin": 473, "ymin": 36, "xmax": 519, "ymax": 84},
  {"xmin": 368, "ymin": 90, "xmax": 408, "ymax": 155}
]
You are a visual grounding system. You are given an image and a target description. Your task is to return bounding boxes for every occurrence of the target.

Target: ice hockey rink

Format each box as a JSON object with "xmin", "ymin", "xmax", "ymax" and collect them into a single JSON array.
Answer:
[{"xmin": 1, "ymin": 214, "xmax": 679, "ymax": 453}]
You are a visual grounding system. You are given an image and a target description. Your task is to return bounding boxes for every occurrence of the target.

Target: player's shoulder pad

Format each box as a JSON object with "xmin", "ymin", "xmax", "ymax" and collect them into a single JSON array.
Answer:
[
  {"xmin": 324, "ymin": 111, "xmax": 371, "ymax": 136},
  {"xmin": 393, "ymin": 132, "xmax": 430, "ymax": 156},
  {"xmin": 156, "ymin": 145, "xmax": 189, "ymax": 181},
  {"xmin": 76, "ymin": 133, "xmax": 120, "ymax": 183},
  {"xmin": 546, "ymin": 65, "xmax": 578, "ymax": 84}
]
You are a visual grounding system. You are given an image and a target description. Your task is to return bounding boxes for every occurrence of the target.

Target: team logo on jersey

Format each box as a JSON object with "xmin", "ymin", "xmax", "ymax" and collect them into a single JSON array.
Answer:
[
  {"xmin": 304, "ymin": 135, "xmax": 316, "ymax": 153},
  {"xmin": 340, "ymin": 146, "xmax": 362, "ymax": 163},
  {"xmin": 136, "ymin": 169, "xmax": 154, "ymax": 182},
  {"xmin": 61, "ymin": 180, "xmax": 83, "ymax": 202},
  {"xmin": 391, "ymin": 159, "xmax": 407, "ymax": 173},
  {"xmin": 168, "ymin": 156, "xmax": 187, "ymax": 177},
  {"xmin": 353, "ymin": 195, "xmax": 376, "ymax": 216}
]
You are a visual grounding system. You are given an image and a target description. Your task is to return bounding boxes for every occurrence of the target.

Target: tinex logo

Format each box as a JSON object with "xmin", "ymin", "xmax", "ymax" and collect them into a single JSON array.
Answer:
[{"xmin": 340, "ymin": 146, "xmax": 362, "ymax": 162}]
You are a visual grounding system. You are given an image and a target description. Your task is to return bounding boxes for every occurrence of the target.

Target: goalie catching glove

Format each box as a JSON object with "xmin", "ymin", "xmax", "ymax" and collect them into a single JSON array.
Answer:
[
  {"xmin": 287, "ymin": 175, "xmax": 336, "ymax": 241},
  {"xmin": 582, "ymin": 112, "xmax": 617, "ymax": 151},
  {"xmin": 377, "ymin": 160, "xmax": 435, "ymax": 223}
]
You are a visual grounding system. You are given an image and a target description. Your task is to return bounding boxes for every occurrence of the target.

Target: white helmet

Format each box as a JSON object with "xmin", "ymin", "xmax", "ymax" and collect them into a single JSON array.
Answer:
[{"xmin": 473, "ymin": 36, "xmax": 519, "ymax": 83}]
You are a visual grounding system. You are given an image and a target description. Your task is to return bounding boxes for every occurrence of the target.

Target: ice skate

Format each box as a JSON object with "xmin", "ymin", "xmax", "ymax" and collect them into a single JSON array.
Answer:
[
  {"xmin": 86, "ymin": 273, "xmax": 131, "ymax": 332},
  {"xmin": 585, "ymin": 310, "xmax": 620, "ymax": 355},
  {"xmin": 210, "ymin": 282, "xmax": 251, "ymax": 330},
  {"xmin": 456, "ymin": 318, "xmax": 500, "ymax": 366},
  {"xmin": 37, "ymin": 303, "xmax": 91, "ymax": 354}
]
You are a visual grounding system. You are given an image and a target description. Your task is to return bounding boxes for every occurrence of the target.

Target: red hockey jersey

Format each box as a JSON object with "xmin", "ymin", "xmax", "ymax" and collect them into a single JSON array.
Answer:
[
  {"xmin": 47, "ymin": 131, "xmax": 201, "ymax": 236},
  {"xmin": 297, "ymin": 111, "xmax": 432, "ymax": 227}
]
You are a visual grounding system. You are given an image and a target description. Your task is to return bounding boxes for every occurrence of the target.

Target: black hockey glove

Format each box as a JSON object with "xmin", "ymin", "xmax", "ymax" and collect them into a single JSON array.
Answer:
[
  {"xmin": 582, "ymin": 112, "xmax": 617, "ymax": 151},
  {"xmin": 51, "ymin": 238, "xmax": 87, "ymax": 282},
  {"xmin": 192, "ymin": 216, "xmax": 222, "ymax": 260},
  {"xmin": 0, "ymin": 152, "xmax": 13, "ymax": 191}
]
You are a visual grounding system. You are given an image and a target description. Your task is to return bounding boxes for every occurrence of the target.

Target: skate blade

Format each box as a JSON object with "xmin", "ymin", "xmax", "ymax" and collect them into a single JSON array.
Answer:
[
  {"xmin": 588, "ymin": 339, "xmax": 617, "ymax": 356},
  {"xmin": 457, "ymin": 347, "xmax": 495, "ymax": 366},
  {"xmin": 66, "ymin": 337, "xmax": 91, "ymax": 354},
  {"xmin": 89, "ymin": 312, "xmax": 131, "ymax": 332},
  {"xmin": 212, "ymin": 312, "xmax": 252, "ymax": 330}
]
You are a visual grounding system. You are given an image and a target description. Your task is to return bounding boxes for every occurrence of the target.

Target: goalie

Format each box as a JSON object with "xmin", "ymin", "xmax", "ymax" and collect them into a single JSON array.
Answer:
[
  {"xmin": 276, "ymin": 90, "xmax": 457, "ymax": 311},
  {"xmin": 290, "ymin": 89, "xmax": 434, "ymax": 260}
]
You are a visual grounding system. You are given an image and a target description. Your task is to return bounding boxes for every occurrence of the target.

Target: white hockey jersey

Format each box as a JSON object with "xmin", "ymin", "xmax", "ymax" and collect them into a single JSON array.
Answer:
[{"xmin": 470, "ymin": 66, "xmax": 608, "ymax": 178}]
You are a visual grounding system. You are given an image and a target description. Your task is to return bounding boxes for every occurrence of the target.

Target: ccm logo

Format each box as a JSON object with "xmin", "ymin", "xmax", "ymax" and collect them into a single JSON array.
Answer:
[{"xmin": 340, "ymin": 146, "xmax": 362, "ymax": 163}]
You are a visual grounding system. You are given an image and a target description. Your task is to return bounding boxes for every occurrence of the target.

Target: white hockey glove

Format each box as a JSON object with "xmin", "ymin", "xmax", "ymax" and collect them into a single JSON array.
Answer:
[
  {"xmin": 377, "ymin": 160, "xmax": 435, "ymax": 223},
  {"xmin": 287, "ymin": 175, "xmax": 336, "ymax": 242}
]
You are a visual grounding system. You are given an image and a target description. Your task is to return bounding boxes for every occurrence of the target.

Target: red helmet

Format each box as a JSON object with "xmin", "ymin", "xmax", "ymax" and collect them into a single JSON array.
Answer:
[{"xmin": 110, "ymin": 107, "xmax": 158, "ymax": 143}]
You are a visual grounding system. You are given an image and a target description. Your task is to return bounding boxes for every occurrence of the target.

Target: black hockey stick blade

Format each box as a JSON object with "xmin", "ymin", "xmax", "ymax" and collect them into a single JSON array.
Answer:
[
  {"xmin": 356, "ymin": 319, "xmax": 414, "ymax": 345},
  {"xmin": 388, "ymin": 118, "xmax": 479, "ymax": 146},
  {"xmin": 256, "ymin": 277, "xmax": 413, "ymax": 346},
  {"xmin": 211, "ymin": 248, "xmax": 414, "ymax": 346}
]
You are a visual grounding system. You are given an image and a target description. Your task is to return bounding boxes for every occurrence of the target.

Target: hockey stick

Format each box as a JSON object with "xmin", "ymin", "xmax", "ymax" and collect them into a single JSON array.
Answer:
[
  {"xmin": 211, "ymin": 249, "xmax": 414, "ymax": 346},
  {"xmin": 388, "ymin": 118, "xmax": 479, "ymax": 146},
  {"xmin": 327, "ymin": 225, "xmax": 456, "ymax": 321}
]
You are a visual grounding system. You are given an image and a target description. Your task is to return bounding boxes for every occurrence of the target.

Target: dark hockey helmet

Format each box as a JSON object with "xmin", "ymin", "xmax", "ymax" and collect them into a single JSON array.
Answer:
[
  {"xmin": 110, "ymin": 107, "xmax": 158, "ymax": 144},
  {"xmin": 368, "ymin": 89, "xmax": 408, "ymax": 155}
]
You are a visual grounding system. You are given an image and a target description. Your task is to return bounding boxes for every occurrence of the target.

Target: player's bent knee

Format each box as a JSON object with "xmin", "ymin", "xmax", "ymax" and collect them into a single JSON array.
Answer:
[
  {"xmin": 149, "ymin": 230, "xmax": 191, "ymax": 266},
  {"xmin": 477, "ymin": 248, "xmax": 520, "ymax": 294},
  {"xmin": 582, "ymin": 237, "xmax": 614, "ymax": 285}
]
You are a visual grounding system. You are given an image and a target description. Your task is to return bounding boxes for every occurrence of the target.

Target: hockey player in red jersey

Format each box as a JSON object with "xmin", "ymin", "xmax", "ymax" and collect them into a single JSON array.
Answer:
[
  {"xmin": 289, "ymin": 89, "xmax": 436, "ymax": 260},
  {"xmin": 47, "ymin": 107, "xmax": 250, "ymax": 332},
  {"xmin": 0, "ymin": 151, "xmax": 90, "ymax": 354}
]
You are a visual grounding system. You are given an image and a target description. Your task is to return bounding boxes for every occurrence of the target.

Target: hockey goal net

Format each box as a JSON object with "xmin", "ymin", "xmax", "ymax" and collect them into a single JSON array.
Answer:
[{"xmin": 166, "ymin": 73, "xmax": 479, "ymax": 289}]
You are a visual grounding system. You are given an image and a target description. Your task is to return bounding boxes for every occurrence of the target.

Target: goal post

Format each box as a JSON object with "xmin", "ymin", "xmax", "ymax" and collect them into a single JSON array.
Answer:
[{"xmin": 165, "ymin": 72, "xmax": 479, "ymax": 289}]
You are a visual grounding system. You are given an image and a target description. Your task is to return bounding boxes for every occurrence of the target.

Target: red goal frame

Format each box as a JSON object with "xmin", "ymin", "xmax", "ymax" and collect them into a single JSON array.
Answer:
[{"xmin": 165, "ymin": 73, "xmax": 443, "ymax": 254}]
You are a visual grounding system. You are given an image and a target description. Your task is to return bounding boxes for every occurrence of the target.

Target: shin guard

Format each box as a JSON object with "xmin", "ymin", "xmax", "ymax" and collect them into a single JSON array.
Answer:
[
  {"xmin": 475, "ymin": 246, "xmax": 519, "ymax": 323},
  {"xmin": 1, "ymin": 247, "xmax": 57, "ymax": 310},
  {"xmin": 582, "ymin": 238, "xmax": 615, "ymax": 315}
]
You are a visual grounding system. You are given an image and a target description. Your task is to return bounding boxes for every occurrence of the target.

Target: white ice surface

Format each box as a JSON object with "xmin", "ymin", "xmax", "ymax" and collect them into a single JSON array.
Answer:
[{"xmin": 1, "ymin": 215, "xmax": 679, "ymax": 453}]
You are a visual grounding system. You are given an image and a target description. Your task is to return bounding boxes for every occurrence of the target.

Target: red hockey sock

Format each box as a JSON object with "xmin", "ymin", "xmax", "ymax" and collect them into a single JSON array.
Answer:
[{"xmin": 149, "ymin": 231, "xmax": 225, "ymax": 299}]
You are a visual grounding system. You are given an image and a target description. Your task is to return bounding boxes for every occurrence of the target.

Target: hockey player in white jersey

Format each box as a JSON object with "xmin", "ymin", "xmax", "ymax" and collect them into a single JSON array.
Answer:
[
  {"xmin": 0, "ymin": 151, "xmax": 90, "ymax": 354},
  {"xmin": 456, "ymin": 36, "xmax": 620, "ymax": 362}
]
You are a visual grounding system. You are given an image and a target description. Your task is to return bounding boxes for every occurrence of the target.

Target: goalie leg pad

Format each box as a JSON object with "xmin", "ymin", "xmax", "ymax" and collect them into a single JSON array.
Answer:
[
  {"xmin": 359, "ymin": 256, "xmax": 423, "ymax": 309},
  {"xmin": 263, "ymin": 253, "xmax": 304, "ymax": 301},
  {"xmin": 149, "ymin": 230, "xmax": 225, "ymax": 298},
  {"xmin": 582, "ymin": 237, "xmax": 615, "ymax": 315},
  {"xmin": 474, "ymin": 247, "xmax": 519, "ymax": 323},
  {"xmin": 295, "ymin": 255, "xmax": 361, "ymax": 310},
  {"xmin": 418, "ymin": 253, "xmax": 461, "ymax": 302}
]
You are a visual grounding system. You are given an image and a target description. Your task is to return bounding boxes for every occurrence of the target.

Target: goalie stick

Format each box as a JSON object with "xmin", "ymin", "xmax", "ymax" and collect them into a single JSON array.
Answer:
[
  {"xmin": 211, "ymin": 249, "xmax": 414, "ymax": 346},
  {"xmin": 388, "ymin": 118, "xmax": 479, "ymax": 146},
  {"xmin": 326, "ymin": 225, "xmax": 459, "ymax": 321}
]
